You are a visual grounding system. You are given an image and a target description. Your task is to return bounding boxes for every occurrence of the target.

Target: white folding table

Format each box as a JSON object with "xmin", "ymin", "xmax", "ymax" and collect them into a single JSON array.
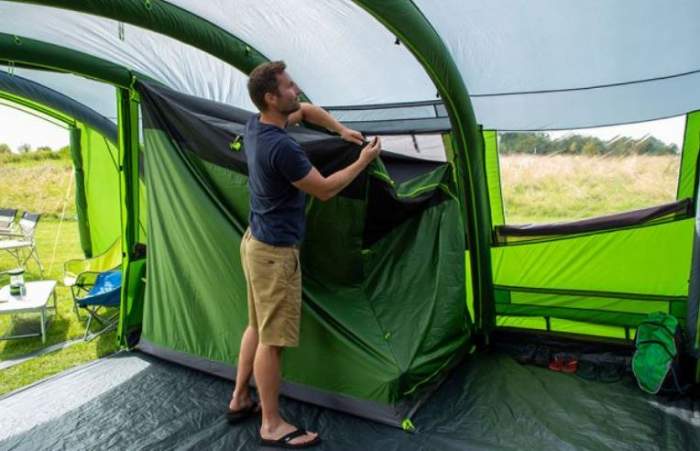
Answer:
[{"xmin": 0, "ymin": 280, "xmax": 57, "ymax": 343}]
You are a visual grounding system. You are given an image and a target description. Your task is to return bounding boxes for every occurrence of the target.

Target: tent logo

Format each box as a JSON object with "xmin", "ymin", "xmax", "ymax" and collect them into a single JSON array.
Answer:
[{"xmin": 229, "ymin": 136, "xmax": 242, "ymax": 152}]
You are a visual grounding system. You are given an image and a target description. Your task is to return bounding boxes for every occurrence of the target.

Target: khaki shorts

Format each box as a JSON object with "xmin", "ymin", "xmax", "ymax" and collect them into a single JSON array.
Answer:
[{"xmin": 240, "ymin": 228, "xmax": 302, "ymax": 347}]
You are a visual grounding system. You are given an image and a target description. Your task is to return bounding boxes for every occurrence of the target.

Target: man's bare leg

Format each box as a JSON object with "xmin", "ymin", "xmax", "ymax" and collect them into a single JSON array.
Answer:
[
  {"xmin": 229, "ymin": 326, "xmax": 258, "ymax": 411},
  {"xmin": 256, "ymin": 343, "xmax": 318, "ymax": 445}
]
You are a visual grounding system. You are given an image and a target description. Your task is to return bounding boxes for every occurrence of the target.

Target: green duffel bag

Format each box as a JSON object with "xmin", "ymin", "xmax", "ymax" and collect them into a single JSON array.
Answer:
[{"xmin": 632, "ymin": 312, "xmax": 683, "ymax": 395}]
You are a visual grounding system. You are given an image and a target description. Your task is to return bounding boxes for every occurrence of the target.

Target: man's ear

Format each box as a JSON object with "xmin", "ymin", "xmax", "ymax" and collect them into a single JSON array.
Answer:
[{"xmin": 264, "ymin": 91, "xmax": 276, "ymax": 110}]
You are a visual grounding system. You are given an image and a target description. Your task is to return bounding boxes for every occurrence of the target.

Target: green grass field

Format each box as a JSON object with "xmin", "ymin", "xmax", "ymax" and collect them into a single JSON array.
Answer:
[
  {"xmin": 0, "ymin": 159, "xmax": 117, "ymax": 396},
  {"xmin": 500, "ymin": 154, "xmax": 680, "ymax": 224},
  {"xmin": 0, "ymin": 158, "xmax": 77, "ymax": 219},
  {"xmin": 0, "ymin": 152, "xmax": 682, "ymax": 396}
]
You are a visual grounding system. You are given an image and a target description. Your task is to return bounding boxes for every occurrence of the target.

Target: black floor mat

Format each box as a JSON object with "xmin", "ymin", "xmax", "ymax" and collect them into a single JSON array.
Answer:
[{"xmin": 1, "ymin": 350, "xmax": 699, "ymax": 450}]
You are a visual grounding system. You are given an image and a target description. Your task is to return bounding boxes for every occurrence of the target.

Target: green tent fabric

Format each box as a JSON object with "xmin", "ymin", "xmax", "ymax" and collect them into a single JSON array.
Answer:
[
  {"xmin": 677, "ymin": 111, "xmax": 700, "ymax": 200},
  {"xmin": 78, "ymin": 124, "xmax": 121, "ymax": 256},
  {"xmin": 483, "ymin": 130, "xmax": 505, "ymax": 226},
  {"xmin": 137, "ymin": 81, "xmax": 470, "ymax": 425},
  {"xmin": 69, "ymin": 126, "xmax": 92, "ymax": 255},
  {"xmin": 492, "ymin": 215, "xmax": 693, "ymax": 337}
]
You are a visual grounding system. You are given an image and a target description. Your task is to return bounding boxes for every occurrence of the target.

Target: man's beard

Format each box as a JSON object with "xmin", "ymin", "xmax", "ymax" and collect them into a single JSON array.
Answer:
[{"xmin": 280, "ymin": 99, "xmax": 301, "ymax": 115}]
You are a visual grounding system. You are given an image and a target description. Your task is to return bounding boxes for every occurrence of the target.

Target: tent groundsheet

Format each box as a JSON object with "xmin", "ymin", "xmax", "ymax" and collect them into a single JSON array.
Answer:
[{"xmin": 1, "ymin": 351, "xmax": 699, "ymax": 450}]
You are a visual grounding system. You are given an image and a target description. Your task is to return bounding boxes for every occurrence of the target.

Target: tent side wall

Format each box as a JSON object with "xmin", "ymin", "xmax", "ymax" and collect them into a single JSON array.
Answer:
[
  {"xmin": 78, "ymin": 123, "xmax": 121, "ymax": 256},
  {"xmin": 492, "ymin": 220, "xmax": 693, "ymax": 338}
]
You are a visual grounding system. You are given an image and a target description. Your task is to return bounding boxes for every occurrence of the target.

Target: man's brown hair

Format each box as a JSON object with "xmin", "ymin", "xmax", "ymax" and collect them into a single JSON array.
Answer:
[{"xmin": 247, "ymin": 61, "xmax": 287, "ymax": 112}]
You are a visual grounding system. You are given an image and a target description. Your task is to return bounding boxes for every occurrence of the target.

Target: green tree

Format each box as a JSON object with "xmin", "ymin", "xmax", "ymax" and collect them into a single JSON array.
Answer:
[{"xmin": 57, "ymin": 145, "xmax": 71, "ymax": 159}]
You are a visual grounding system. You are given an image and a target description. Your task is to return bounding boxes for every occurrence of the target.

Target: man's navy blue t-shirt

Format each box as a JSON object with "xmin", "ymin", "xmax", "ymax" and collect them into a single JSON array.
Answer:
[{"xmin": 244, "ymin": 115, "xmax": 312, "ymax": 246}]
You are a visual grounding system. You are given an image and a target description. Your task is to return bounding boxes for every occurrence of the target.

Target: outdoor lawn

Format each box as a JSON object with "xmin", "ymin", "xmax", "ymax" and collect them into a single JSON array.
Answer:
[
  {"xmin": 0, "ymin": 157, "xmax": 119, "ymax": 396},
  {"xmin": 500, "ymin": 154, "xmax": 680, "ymax": 224}
]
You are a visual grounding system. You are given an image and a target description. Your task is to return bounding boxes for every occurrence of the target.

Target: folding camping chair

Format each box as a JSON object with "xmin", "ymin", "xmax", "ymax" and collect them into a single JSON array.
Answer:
[
  {"xmin": 0, "ymin": 212, "xmax": 43, "ymax": 276},
  {"xmin": 0, "ymin": 208, "xmax": 18, "ymax": 235},
  {"xmin": 75, "ymin": 270, "xmax": 121, "ymax": 341},
  {"xmin": 63, "ymin": 238, "xmax": 122, "ymax": 320}
]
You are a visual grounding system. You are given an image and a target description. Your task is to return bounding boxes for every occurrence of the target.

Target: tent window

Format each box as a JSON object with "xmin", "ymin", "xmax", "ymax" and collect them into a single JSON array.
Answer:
[
  {"xmin": 496, "ymin": 116, "xmax": 685, "ymax": 225},
  {"xmin": 378, "ymin": 134, "xmax": 446, "ymax": 162}
]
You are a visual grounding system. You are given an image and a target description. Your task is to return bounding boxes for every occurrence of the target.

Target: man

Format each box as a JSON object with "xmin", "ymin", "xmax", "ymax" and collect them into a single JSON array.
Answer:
[{"xmin": 227, "ymin": 61, "xmax": 381, "ymax": 448}]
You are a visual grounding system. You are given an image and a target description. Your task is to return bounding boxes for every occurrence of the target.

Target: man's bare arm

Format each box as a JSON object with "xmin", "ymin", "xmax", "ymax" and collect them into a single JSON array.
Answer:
[
  {"xmin": 288, "ymin": 103, "xmax": 364, "ymax": 145},
  {"xmin": 293, "ymin": 138, "xmax": 381, "ymax": 201}
]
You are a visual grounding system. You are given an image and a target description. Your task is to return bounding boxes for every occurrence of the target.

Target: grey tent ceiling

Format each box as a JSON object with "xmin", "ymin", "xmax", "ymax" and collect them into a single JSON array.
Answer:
[{"xmin": 0, "ymin": 0, "xmax": 699, "ymax": 130}]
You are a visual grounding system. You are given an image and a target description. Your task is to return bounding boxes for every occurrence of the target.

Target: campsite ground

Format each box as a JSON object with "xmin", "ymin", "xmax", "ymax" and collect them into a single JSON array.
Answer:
[{"xmin": 0, "ymin": 153, "xmax": 681, "ymax": 396}]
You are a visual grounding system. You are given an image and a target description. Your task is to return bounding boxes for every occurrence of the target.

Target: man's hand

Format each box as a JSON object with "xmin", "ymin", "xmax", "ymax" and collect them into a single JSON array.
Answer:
[
  {"xmin": 359, "ymin": 137, "xmax": 381, "ymax": 164},
  {"xmin": 340, "ymin": 127, "xmax": 364, "ymax": 145},
  {"xmin": 293, "ymin": 137, "xmax": 382, "ymax": 202}
]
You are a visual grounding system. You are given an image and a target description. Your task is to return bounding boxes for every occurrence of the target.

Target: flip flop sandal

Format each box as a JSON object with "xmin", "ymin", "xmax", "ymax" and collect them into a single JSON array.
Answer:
[
  {"xmin": 548, "ymin": 353, "xmax": 565, "ymax": 371},
  {"xmin": 226, "ymin": 401, "xmax": 260, "ymax": 424},
  {"xmin": 260, "ymin": 428, "xmax": 322, "ymax": 449},
  {"xmin": 561, "ymin": 355, "xmax": 579, "ymax": 374}
]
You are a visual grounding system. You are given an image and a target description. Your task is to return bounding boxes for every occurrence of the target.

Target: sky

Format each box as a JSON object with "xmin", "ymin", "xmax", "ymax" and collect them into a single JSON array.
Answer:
[
  {"xmin": 548, "ymin": 116, "xmax": 686, "ymax": 148},
  {"xmin": 0, "ymin": 103, "xmax": 689, "ymax": 153},
  {"xmin": 0, "ymin": 104, "xmax": 69, "ymax": 152}
]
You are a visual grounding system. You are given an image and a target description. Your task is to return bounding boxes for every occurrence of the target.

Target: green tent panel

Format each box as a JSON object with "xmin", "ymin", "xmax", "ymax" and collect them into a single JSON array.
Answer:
[
  {"xmin": 493, "ymin": 219, "xmax": 693, "ymax": 297},
  {"xmin": 483, "ymin": 130, "xmax": 505, "ymax": 226},
  {"xmin": 79, "ymin": 124, "xmax": 121, "ymax": 255},
  {"xmin": 678, "ymin": 111, "xmax": 700, "ymax": 200},
  {"xmin": 68, "ymin": 126, "xmax": 91, "ymax": 255},
  {"xmin": 492, "ymin": 218, "xmax": 694, "ymax": 335}
]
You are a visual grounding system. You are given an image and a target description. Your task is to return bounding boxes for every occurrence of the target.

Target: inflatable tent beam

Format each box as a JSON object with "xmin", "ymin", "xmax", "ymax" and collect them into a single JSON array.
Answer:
[
  {"xmin": 9, "ymin": 0, "xmax": 270, "ymax": 85},
  {"xmin": 0, "ymin": 32, "xmax": 133, "ymax": 88},
  {"xmin": 116, "ymin": 87, "xmax": 142, "ymax": 346}
]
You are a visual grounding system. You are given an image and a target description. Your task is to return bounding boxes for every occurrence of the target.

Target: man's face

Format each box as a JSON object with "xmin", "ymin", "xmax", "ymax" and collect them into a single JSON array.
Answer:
[{"xmin": 267, "ymin": 71, "xmax": 301, "ymax": 115}]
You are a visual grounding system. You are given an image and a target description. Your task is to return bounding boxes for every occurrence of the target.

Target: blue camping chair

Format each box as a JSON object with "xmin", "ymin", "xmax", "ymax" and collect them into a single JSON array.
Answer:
[{"xmin": 76, "ymin": 270, "xmax": 121, "ymax": 341}]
